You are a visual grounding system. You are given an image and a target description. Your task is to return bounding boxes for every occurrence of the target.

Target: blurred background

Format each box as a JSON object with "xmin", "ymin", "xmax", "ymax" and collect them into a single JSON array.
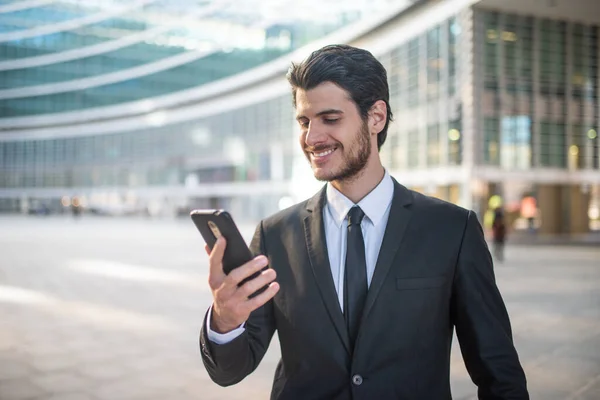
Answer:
[
  {"xmin": 0, "ymin": 0, "xmax": 599, "ymax": 399},
  {"xmin": 0, "ymin": 0, "xmax": 599, "ymax": 239}
]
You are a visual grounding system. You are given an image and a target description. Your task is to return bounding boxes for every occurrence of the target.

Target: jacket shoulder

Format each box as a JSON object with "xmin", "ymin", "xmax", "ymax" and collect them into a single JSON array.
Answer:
[
  {"xmin": 408, "ymin": 189, "xmax": 471, "ymax": 220},
  {"xmin": 261, "ymin": 199, "xmax": 310, "ymax": 231}
]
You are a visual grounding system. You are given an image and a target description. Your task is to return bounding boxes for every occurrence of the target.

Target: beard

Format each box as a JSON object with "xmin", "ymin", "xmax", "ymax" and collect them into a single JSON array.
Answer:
[{"xmin": 304, "ymin": 121, "xmax": 371, "ymax": 183}]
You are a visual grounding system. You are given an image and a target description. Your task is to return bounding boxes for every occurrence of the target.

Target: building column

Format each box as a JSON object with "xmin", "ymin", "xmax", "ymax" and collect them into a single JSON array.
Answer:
[
  {"xmin": 569, "ymin": 184, "xmax": 591, "ymax": 234},
  {"xmin": 537, "ymin": 183, "xmax": 591, "ymax": 235},
  {"xmin": 537, "ymin": 184, "xmax": 562, "ymax": 235}
]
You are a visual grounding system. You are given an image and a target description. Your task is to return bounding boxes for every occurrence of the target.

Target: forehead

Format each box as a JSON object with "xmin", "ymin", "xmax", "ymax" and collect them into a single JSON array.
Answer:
[{"xmin": 294, "ymin": 82, "xmax": 354, "ymax": 116}]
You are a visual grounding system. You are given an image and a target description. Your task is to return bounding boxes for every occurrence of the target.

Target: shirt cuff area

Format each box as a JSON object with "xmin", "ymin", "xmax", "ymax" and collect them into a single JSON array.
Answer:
[{"xmin": 206, "ymin": 306, "xmax": 246, "ymax": 344}]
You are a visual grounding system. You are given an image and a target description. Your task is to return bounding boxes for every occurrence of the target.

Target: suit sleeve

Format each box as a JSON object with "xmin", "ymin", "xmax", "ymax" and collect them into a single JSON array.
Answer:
[
  {"xmin": 451, "ymin": 211, "xmax": 529, "ymax": 399},
  {"xmin": 199, "ymin": 220, "xmax": 277, "ymax": 386}
]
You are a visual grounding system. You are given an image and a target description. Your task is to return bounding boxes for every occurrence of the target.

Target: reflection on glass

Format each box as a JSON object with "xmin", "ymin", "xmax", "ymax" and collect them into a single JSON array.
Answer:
[{"xmin": 501, "ymin": 116, "xmax": 531, "ymax": 169}]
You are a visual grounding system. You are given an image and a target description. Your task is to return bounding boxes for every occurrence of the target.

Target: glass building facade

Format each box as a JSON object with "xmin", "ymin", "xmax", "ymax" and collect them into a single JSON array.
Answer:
[
  {"xmin": 479, "ymin": 11, "xmax": 599, "ymax": 171},
  {"xmin": 0, "ymin": 0, "xmax": 390, "ymax": 117},
  {"xmin": 472, "ymin": 7, "xmax": 599, "ymax": 234},
  {"xmin": 378, "ymin": 15, "xmax": 463, "ymax": 175},
  {"xmin": 1, "ymin": 0, "xmax": 599, "ymax": 234}
]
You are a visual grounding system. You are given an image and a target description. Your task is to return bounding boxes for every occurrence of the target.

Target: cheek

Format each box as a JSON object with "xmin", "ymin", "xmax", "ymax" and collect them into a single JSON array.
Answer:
[{"xmin": 299, "ymin": 131, "xmax": 310, "ymax": 147}]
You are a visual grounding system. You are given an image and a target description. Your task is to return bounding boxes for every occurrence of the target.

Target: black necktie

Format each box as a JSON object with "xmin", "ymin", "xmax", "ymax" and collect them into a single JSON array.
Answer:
[{"xmin": 344, "ymin": 206, "xmax": 368, "ymax": 351}]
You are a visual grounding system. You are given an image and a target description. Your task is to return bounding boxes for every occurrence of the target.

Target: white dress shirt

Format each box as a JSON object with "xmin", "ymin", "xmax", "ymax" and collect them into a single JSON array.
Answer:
[{"xmin": 208, "ymin": 170, "xmax": 395, "ymax": 344}]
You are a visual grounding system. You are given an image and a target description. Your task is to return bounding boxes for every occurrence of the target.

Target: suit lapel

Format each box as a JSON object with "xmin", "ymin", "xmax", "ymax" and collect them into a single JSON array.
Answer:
[
  {"xmin": 303, "ymin": 187, "xmax": 351, "ymax": 356},
  {"xmin": 360, "ymin": 178, "xmax": 413, "ymax": 329}
]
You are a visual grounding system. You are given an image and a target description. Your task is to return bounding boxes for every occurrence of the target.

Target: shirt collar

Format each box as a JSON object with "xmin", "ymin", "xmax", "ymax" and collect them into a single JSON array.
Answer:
[{"xmin": 325, "ymin": 169, "xmax": 394, "ymax": 228}]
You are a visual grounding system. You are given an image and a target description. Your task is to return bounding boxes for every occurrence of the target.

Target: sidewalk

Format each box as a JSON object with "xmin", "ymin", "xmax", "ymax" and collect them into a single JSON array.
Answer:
[
  {"xmin": 506, "ymin": 231, "xmax": 600, "ymax": 247},
  {"xmin": 0, "ymin": 216, "xmax": 599, "ymax": 400}
]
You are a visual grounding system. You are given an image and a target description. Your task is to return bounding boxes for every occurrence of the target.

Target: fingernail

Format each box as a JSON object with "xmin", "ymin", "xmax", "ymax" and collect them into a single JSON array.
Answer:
[{"xmin": 257, "ymin": 256, "xmax": 268, "ymax": 266}]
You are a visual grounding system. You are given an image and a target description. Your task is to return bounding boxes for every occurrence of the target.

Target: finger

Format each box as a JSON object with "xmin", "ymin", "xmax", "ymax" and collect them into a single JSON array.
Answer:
[
  {"xmin": 208, "ymin": 237, "xmax": 227, "ymax": 285},
  {"xmin": 204, "ymin": 244, "xmax": 210, "ymax": 255},
  {"xmin": 237, "ymin": 268, "xmax": 277, "ymax": 299},
  {"xmin": 243, "ymin": 281, "xmax": 280, "ymax": 313},
  {"xmin": 226, "ymin": 255, "xmax": 269, "ymax": 287}
]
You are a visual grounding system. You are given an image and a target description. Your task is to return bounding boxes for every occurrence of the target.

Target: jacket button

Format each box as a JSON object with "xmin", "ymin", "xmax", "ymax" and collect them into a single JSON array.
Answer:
[{"xmin": 352, "ymin": 374, "xmax": 363, "ymax": 386}]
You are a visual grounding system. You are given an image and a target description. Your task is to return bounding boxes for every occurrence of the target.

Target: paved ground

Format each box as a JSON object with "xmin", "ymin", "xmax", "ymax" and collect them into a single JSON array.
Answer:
[{"xmin": 0, "ymin": 215, "xmax": 598, "ymax": 400}]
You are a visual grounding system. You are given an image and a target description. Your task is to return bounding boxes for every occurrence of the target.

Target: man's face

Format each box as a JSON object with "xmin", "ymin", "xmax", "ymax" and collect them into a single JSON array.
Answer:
[{"xmin": 295, "ymin": 82, "xmax": 372, "ymax": 183}]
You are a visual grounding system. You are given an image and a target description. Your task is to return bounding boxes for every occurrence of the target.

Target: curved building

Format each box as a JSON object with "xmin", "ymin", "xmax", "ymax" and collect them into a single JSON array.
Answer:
[{"xmin": 1, "ymin": 0, "xmax": 599, "ymax": 236}]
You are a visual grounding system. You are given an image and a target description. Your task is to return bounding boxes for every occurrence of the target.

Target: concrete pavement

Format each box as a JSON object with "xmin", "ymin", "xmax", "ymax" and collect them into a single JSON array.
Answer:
[{"xmin": 0, "ymin": 215, "xmax": 598, "ymax": 399}]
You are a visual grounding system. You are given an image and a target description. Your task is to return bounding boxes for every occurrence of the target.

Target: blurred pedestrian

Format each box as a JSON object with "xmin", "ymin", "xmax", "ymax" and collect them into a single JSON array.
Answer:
[
  {"xmin": 492, "ymin": 207, "xmax": 507, "ymax": 262},
  {"xmin": 71, "ymin": 197, "xmax": 82, "ymax": 218}
]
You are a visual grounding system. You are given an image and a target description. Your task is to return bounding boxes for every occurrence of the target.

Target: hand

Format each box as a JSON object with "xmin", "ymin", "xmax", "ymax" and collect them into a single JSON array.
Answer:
[{"xmin": 205, "ymin": 237, "xmax": 280, "ymax": 334}]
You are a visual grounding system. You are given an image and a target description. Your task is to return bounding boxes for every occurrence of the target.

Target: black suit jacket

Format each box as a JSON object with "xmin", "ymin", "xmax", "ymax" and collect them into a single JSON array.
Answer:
[{"xmin": 200, "ymin": 178, "xmax": 529, "ymax": 399}]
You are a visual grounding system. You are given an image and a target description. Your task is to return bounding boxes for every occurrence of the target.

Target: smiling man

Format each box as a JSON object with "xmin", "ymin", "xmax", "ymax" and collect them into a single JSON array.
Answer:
[{"xmin": 199, "ymin": 44, "xmax": 529, "ymax": 400}]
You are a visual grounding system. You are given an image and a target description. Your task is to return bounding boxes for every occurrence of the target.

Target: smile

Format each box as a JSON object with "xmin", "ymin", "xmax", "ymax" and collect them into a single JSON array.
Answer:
[{"xmin": 312, "ymin": 148, "xmax": 336, "ymax": 158}]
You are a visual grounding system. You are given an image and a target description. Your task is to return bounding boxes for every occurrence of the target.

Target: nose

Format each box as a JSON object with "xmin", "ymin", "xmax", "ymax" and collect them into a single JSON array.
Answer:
[{"xmin": 304, "ymin": 122, "xmax": 326, "ymax": 148}]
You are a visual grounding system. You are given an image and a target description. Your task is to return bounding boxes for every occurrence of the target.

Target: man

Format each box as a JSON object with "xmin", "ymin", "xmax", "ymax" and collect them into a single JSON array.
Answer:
[{"xmin": 199, "ymin": 44, "xmax": 529, "ymax": 399}]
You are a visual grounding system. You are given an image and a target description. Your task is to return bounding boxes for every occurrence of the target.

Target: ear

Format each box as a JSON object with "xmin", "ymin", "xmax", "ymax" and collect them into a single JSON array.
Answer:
[{"xmin": 368, "ymin": 100, "xmax": 387, "ymax": 136}]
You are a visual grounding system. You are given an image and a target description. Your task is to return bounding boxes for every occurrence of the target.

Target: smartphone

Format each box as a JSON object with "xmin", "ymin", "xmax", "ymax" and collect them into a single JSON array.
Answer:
[{"xmin": 190, "ymin": 209, "xmax": 268, "ymax": 296}]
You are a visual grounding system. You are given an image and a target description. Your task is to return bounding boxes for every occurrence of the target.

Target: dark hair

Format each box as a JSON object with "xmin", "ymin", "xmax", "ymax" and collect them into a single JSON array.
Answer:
[{"xmin": 286, "ymin": 44, "xmax": 393, "ymax": 150}]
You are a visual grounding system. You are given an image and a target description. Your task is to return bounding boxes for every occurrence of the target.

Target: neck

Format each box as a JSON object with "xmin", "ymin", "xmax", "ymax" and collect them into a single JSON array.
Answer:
[{"xmin": 331, "ymin": 157, "xmax": 385, "ymax": 204}]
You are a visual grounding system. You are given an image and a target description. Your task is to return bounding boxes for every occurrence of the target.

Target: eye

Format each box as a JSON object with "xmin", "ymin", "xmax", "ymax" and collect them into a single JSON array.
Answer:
[
  {"xmin": 323, "ymin": 118, "xmax": 339, "ymax": 124},
  {"xmin": 298, "ymin": 120, "xmax": 309, "ymax": 129}
]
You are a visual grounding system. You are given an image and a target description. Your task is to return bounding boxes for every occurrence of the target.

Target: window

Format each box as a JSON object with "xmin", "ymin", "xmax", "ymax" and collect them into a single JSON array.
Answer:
[
  {"xmin": 540, "ymin": 121, "xmax": 566, "ymax": 168},
  {"xmin": 407, "ymin": 38, "xmax": 420, "ymax": 107},
  {"xmin": 389, "ymin": 45, "xmax": 406, "ymax": 108},
  {"xmin": 500, "ymin": 115, "xmax": 532, "ymax": 169},
  {"xmin": 407, "ymin": 129, "xmax": 420, "ymax": 168},
  {"xmin": 390, "ymin": 128, "xmax": 405, "ymax": 170},
  {"xmin": 448, "ymin": 17, "xmax": 459, "ymax": 95},
  {"xmin": 427, "ymin": 26, "xmax": 441, "ymax": 100},
  {"xmin": 504, "ymin": 14, "xmax": 533, "ymax": 93},
  {"xmin": 572, "ymin": 24, "xmax": 591, "ymax": 99},
  {"xmin": 484, "ymin": 117, "xmax": 500, "ymax": 165},
  {"xmin": 448, "ymin": 119, "xmax": 462, "ymax": 165},
  {"xmin": 427, "ymin": 124, "xmax": 440, "ymax": 166},
  {"xmin": 483, "ymin": 12, "xmax": 500, "ymax": 81},
  {"xmin": 540, "ymin": 19, "xmax": 566, "ymax": 93}
]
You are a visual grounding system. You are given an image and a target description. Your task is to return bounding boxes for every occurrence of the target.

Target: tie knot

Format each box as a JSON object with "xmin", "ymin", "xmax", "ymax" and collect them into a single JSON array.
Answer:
[{"xmin": 347, "ymin": 206, "xmax": 365, "ymax": 227}]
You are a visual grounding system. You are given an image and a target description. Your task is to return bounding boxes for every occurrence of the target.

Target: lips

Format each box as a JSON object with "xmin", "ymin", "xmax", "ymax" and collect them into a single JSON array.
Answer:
[{"xmin": 306, "ymin": 145, "xmax": 337, "ymax": 156}]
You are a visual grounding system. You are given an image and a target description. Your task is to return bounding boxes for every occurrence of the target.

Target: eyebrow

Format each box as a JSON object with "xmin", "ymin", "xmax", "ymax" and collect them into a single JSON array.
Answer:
[{"xmin": 296, "ymin": 109, "xmax": 344, "ymax": 121}]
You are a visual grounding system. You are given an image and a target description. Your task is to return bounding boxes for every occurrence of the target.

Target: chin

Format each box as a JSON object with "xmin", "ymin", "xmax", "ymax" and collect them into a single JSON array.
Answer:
[
  {"xmin": 312, "ymin": 171, "xmax": 329, "ymax": 182},
  {"xmin": 311, "ymin": 167, "xmax": 335, "ymax": 182}
]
